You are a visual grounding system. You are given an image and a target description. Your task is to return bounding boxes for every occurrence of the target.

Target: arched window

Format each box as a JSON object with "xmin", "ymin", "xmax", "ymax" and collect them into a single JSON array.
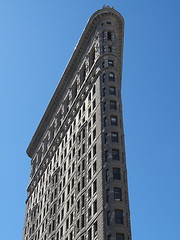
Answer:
[
  {"xmin": 107, "ymin": 32, "xmax": 112, "ymax": 41},
  {"xmin": 109, "ymin": 72, "xmax": 115, "ymax": 81}
]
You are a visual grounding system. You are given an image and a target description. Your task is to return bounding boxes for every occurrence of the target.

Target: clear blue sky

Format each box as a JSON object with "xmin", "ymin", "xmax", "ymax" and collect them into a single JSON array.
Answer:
[{"xmin": 0, "ymin": 0, "xmax": 179, "ymax": 239}]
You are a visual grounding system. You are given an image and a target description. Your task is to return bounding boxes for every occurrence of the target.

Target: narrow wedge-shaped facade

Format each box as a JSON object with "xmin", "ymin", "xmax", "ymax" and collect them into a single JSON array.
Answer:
[{"xmin": 23, "ymin": 6, "xmax": 131, "ymax": 240}]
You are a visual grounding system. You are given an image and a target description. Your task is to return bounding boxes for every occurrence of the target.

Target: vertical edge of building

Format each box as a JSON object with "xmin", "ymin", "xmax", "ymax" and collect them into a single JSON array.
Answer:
[{"xmin": 23, "ymin": 6, "xmax": 132, "ymax": 240}]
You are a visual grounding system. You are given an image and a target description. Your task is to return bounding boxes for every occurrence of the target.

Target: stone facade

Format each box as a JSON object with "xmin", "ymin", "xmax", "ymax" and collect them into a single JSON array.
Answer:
[{"xmin": 23, "ymin": 6, "xmax": 132, "ymax": 240}]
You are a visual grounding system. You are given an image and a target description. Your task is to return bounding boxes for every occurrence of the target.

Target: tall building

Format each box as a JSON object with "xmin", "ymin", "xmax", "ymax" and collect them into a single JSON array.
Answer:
[{"xmin": 23, "ymin": 6, "xmax": 131, "ymax": 240}]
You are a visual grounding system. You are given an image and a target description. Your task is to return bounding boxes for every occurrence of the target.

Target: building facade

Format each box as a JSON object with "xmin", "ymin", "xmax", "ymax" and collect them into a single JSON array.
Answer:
[{"xmin": 23, "ymin": 6, "xmax": 131, "ymax": 240}]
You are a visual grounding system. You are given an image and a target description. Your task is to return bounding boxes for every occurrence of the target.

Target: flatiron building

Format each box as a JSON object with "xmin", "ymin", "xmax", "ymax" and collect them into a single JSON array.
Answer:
[{"xmin": 23, "ymin": 6, "xmax": 132, "ymax": 240}]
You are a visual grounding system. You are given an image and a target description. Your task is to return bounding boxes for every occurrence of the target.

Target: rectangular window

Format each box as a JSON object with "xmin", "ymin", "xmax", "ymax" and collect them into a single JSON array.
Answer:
[
  {"xmin": 111, "ymin": 132, "xmax": 118, "ymax": 142},
  {"xmin": 93, "ymin": 99, "xmax": 96, "ymax": 109},
  {"xmin": 88, "ymin": 228, "xmax": 92, "ymax": 240},
  {"xmin": 111, "ymin": 116, "xmax": 117, "ymax": 125},
  {"xmin": 93, "ymin": 199, "xmax": 97, "ymax": 214},
  {"xmin": 107, "ymin": 211, "xmax": 111, "ymax": 225},
  {"xmin": 104, "ymin": 133, "xmax": 107, "ymax": 144},
  {"xmin": 116, "ymin": 233, "xmax": 125, "ymax": 240},
  {"xmin": 113, "ymin": 168, "xmax": 121, "ymax": 180},
  {"xmin": 106, "ymin": 189, "xmax": 110, "ymax": 202},
  {"xmin": 93, "ymin": 180, "xmax": 97, "ymax": 193},
  {"xmin": 93, "ymin": 144, "xmax": 96, "ymax": 156},
  {"xmin": 108, "ymin": 60, "xmax": 114, "ymax": 66},
  {"xmin": 104, "ymin": 117, "xmax": 107, "ymax": 127},
  {"xmin": 112, "ymin": 149, "xmax": 119, "ymax": 160},
  {"xmin": 115, "ymin": 210, "xmax": 123, "ymax": 224},
  {"xmin": 93, "ymin": 113, "xmax": 96, "ymax": 124},
  {"xmin": 110, "ymin": 100, "xmax": 117, "ymax": 110},
  {"xmin": 105, "ymin": 150, "xmax": 108, "ymax": 161},
  {"xmin": 109, "ymin": 86, "xmax": 116, "ymax": 95},
  {"xmin": 93, "ymin": 128, "xmax": 96, "ymax": 140},
  {"xmin": 114, "ymin": 188, "xmax": 122, "ymax": 201},
  {"xmin": 103, "ymin": 88, "xmax": 106, "ymax": 97},
  {"xmin": 103, "ymin": 102, "xmax": 106, "ymax": 111},
  {"xmin": 93, "ymin": 221, "xmax": 98, "ymax": 237}
]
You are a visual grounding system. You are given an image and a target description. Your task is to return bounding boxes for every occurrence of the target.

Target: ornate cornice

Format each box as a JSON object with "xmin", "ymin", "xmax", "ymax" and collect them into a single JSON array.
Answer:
[{"xmin": 26, "ymin": 7, "xmax": 124, "ymax": 158}]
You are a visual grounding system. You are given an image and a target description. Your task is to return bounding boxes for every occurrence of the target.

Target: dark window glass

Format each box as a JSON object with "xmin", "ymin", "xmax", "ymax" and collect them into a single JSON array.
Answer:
[
  {"xmin": 109, "ymin": 86, "xmax": 116, "ymax": 95},
  {"xmin": 113, "ymin": 168, "xmax": 121, "ymax": 180},
  {"xmin": 115, "ymin": 210, "xmax": 123, "ymax": 224},
  {"xmin": 116, "ymin": 233, "xmax": 125, "ymax": 240},
  {"xmin": 114, "ymin": 188, "xmax": 122, "ymax": 201},
  {"xmin": 108, "ymin": 60, "xmax": 114, "ymax": 66},
  {"xmin": 104, "ymin": 133, "xmax": 107, "ymax": 144},
  {"xmin": 93, "ymin": 145, "xmax": 96, "ymax": 156},
  {"xmin": 106, "ymin": 189, "xmax": 110, "ymax": 202},
  {"xmin": 108, "ymin": 46, "xmax": 112, "ymax": 52},
  {"xmin": 112, "ymin": 149, "xmax": 119, "ymax": 160},
  {"xmin": 107, "ymin": 211, "xmax": 111, "ymax": 225},
  {"xmin": 93, "ymin": 180, "xmax": 97, "ymax": 193},
  {"xmin": 103, "ymin": 88, "xmax": 106, "ymax": 97},
  {"xmin": 105, "ymin": 150, "xmax": 108, "ymax": 161},
  {"xmin": 111, "ymin": 116, "xmax": 117, "ymax": 125},
  {"xmin": 110, "ymin": 100, "xmax": 117, "ymax": 110},
  {"xmin": 107, "ymin": 32, "xmax": 112, "ymax": 41},
  {"xmin": 102, "ymin": 73, "xmax": 106, "ymax": 82},
  {"xmin": 111, "ymin": 132, "xmax": 118, "ymax": 142},
  {"xmin": 103, "ymin": 102, "xmax": 106, "ymax": 111},
  {"xmin": 109, "ymin": 72, "xmax": 115, "ymax": 81}
]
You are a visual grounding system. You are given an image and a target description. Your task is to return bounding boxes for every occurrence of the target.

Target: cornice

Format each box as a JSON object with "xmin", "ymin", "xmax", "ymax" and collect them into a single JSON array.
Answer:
[{"xmin": 26, "ymin": 7, "xmax": 124, "ymax": 158}]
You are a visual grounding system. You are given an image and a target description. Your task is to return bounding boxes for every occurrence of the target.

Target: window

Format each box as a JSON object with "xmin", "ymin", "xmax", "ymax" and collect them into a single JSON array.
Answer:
[
  {"xmin": 93, "ymin": 199, "xmax": 97, "ymax": 214},
  {"xmin": 108, "ymin": 60, "xmax": 114, "ymax": 66},
  {"xmin": 83, "ymin": 103, "xmax": 85, "ymax": 112},
  {"xmin": 110, "ymin": 100, "xmax": 117, "ymax": 110},
  {"xmin": 111, "ymin": 116, "xmax": 117, "ymax": 125},
  {"xmin": 81, "ymin": 214, "xmax": 85, "ymax": 228},
  {"xmin": 93, "ymin": 85, "xmax": 96, "ymax": 95},
  {"xmin": 104, "ymin": 133, "xmax": 107, "ymax": 144},
  {"xmin": 105, "ymin": 150, "xmax": 108, "ymax": 161},
  {"xmin": 116, "ymin": 233, "xmax": 125, "ymax": 240},
  {"xmin": 111, "ymin": 132, "xmax": 118, "ymax": 142},
  {"xmin": 104, "ymin": 117, "xmax": 107, "ymax": 127},
  {"xmin": 102, "ymin": 73, "xmax": 106, "ymax": 82},
  {"xmin": 106, "ymin": 189, "xmax": 110, "ymax": 202},
  {"xmin": 115, "ymin": 210, "xmax": 123, "ymax": 224},
  {"xmin": 108, "ymin": 46, "xmax": 112, "ymax": 52},
  {"xmin": 88, "ymin": 169, "xmax": 92, "ymax": 181},
  {"xmin": 93, "ymin": 161, "xmax": 97, "ymax": 173},
  {"xmin": 93, "ymin": 221, "xmax": 98, "ymax": 237},
  {"xmin": 93, "ymin": 128, "xmax": 96, "ymax": 140},
  {"xmin": 88, "ymin": 207, "xmax": 92, "ymax": 220},
  {"xmin": 90, "ymin": 47, "xmax": 95, "ymax": 68},
  {"xmin": 88, "ymin": 92, "xmax": 91, "ymax": 101},
  {"xmin": 108, "ymin": 235, "xmax": 111, "ymax": 240},
  {"xmin": 107, "ymin": 211, "xmax": 111, "ymax": 225},
  {"xmin": 93, "ymin": 180, "xmax": 97, "ymax": 193},
  {"xmin": 93, "ymin": 113, "xmax": 96, "ymax": 124},
  {"xmin": 112, "ymin": 149, "xmax": 119, "ymax": 160},
  {"xmin": 93, "ymin": 99, "xmax": 96, "ymax": 109},
  {"xmin": 113, "ymin": 168, "xmax": 121, "ymax": 180},
  {"xmin": 88, "ymin": 187, "xmax": 92, "ymax": 200},
  {"xmin": 109, "ymin": 72, "xmax": 115, "ymax": 81},
  {"xmin": 103, "ymin": 102, "xmax": 106, "ymax": 111},
  {"xmin": 81, "ymin": 194, "xmax": 85, "ymax": 208},
  {"xmin": 106, "ymin": 169, "xmax": 110, "ymax": 182},
  {"xmin": 93, "ymin": 145, "xmax": 96, "ymax": 156},
  {"xmin": 103, "ymin": 88, "xmax": 106, "ymax": 97},
  {"xmin": 88, "ymin": 228, "xmax": 92, "ymax": 240},
  {"xmin": 109, "ymin": 86, "xmax": 116, "ymax": 95},
  {"xmin": 107, "ymin": 32, "xmax": 112, "ymax": 40},
  {"xmin": 114, "ymin": 188, "xmax": 122, "ymax": 201}
]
